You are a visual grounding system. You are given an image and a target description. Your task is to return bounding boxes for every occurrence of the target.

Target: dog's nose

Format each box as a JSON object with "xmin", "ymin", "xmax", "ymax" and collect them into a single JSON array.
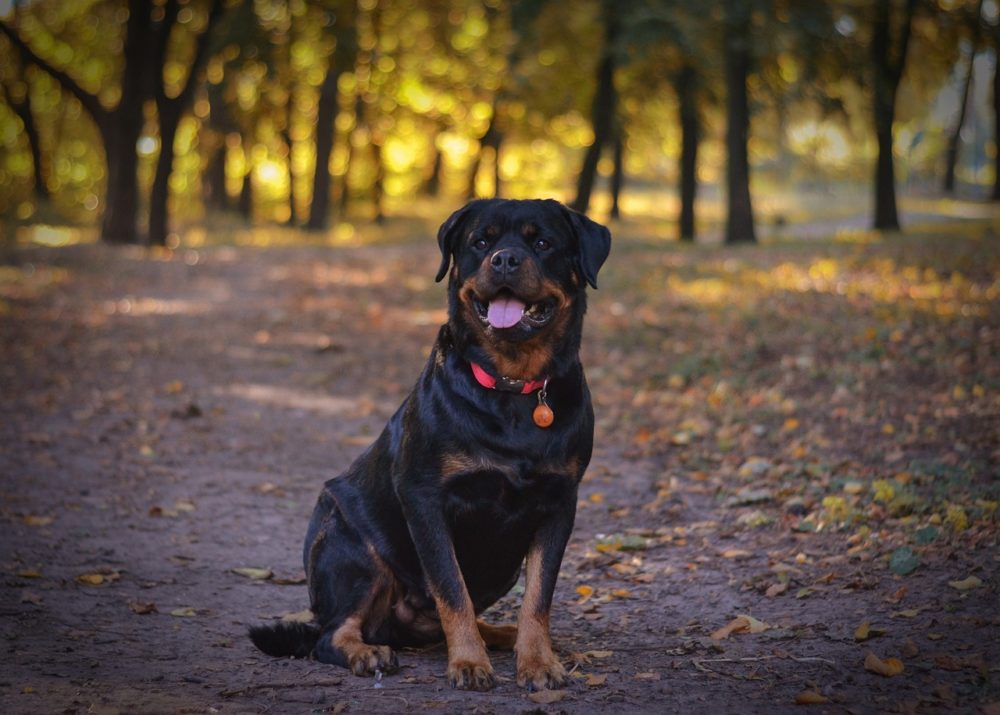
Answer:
[{"xmin": 490, "ymin": 249, "xmax": 520, "ymax": 275}]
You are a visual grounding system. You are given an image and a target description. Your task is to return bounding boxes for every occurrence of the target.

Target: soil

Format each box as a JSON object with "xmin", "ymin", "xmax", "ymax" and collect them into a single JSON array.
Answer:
[{"xmin": 1, "ymin": 225, "xmax": 997, "ymax": 714}]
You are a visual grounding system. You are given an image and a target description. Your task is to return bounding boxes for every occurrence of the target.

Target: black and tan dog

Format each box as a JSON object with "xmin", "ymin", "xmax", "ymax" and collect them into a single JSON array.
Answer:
[{"xmin": 250, "ymin": 198, "xmax": 610, "ymax": 691}]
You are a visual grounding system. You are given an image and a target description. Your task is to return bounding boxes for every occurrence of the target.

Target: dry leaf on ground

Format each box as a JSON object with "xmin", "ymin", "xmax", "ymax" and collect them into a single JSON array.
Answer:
[
  {"xmin": 711, "ymin": 614, "xmax": 769, "ymax": 640},
  {"xmin": 864, "ymin": 652, "xmax": 904, "ymax": 677},
  {"xmin": 528, "ymin": 689, "xmax": 566, "ymax": 704},
  {"xmin": 794, "ymin": 690, "xmax": 829, "ymax": 704}
]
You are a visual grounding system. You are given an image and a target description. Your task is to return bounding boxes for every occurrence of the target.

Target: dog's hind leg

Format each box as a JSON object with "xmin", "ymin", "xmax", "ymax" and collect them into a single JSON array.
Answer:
[
  {"xmin": 315, "ymin": 615, "xmax": 399, "ymax": 675},
  {"xmin": 306, "ymin": 495, "xmax": 401, "ymax": 675}
]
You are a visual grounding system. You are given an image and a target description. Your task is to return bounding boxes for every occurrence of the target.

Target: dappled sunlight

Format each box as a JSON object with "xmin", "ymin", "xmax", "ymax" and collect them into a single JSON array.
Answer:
[
  {"xmin": 220, "ymin": 382, "xmax": 386, "ymax": 417},
  {"xmin": 649, "ymin": 235, "xmax": 999, "ymax": 321},
  {"xmin": 102, "ymin": 296, "xmax": 213, "ymax": 317},
  {"xmin": 16, "ymin": 224, "xmax": 97, "ymax": 247}
]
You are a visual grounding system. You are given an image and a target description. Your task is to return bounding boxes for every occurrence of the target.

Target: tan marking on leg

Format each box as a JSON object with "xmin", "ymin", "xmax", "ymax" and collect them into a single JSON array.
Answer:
[
  {"xmin": 328, "ymin": 546, "xmax": 400, "ymax": 676},
  {"xmin": 330, "ymin": 616, "xmax": 397, "ymax": 676},
  {"xmin": 435, "ymin": 598, "xmax": 495, "ymax": 690},
  {"xmin": 515, "ymin": 544, "xmax": 565, "ymax": 690},
  {"xmin": 477, "ymin": 620, "xmax": 517, "ymax": 651}
]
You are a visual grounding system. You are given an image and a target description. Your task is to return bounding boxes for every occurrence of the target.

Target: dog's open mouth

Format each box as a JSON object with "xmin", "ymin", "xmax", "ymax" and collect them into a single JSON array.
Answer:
[{"xmin": 473, "ymin": 291, "xmax": 555, "ymax": 330}]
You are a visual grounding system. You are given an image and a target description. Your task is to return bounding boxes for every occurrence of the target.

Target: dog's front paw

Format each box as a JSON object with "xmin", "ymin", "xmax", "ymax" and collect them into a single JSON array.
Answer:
[
  {"xmin": 346, "ymin": 644, "xmax": 399, "ymax": 677},
  {"xmin": 516, "ymin": 651, "xmax": 566, "ymax": 691},
  {"xmin": 447, "ymin": 657, "xmax": 495, "ymax": 691}
]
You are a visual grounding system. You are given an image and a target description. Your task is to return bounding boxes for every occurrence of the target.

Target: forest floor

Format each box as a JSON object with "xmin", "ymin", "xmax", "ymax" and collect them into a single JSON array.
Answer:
[{"xmin": 1, "ymin": 207, "xmax": 999, "ymax": 714}]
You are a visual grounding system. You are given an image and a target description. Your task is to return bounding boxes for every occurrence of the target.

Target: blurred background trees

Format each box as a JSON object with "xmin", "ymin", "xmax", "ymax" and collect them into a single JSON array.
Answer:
[{"xmin": 0, "ymin": 0, "xmax": 996, "ymax": 245}]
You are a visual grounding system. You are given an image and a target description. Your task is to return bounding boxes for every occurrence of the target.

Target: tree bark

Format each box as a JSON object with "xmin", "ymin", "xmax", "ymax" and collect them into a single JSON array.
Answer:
[
  {"xmin": 148, "ymin": 0, "xmax": 225, "ymax": 246},
  {"xmin": 1, "ymin": 0, "xmax": 153, "ymax": 243},
  {"xmin": 0, "ymin": 79, "xmax": 49, "ymax": 200},
  {"xmin": 307, "ymin": 6, "xmax": 357, "ymax": 232},
  {"xmin": 609, "ymin": 129, "xmax": 623, "ymax": 219},
  {"xmin": 677, "ymin": 63, "xmax": 699, "ymax": 242},
  {"xmin": 724, "ymin": 5, "xmax": 755, "ymax": 244},
  {"xmin": 572, "ymin": 1, "xmax": 618, "ymax": 214},
  {"xmin": 943, "ymin": 53, "xmax": 974, "ymax": 194},
  {"xmin": 993, "ymin": 29, "xmax": 1000, "ymax": 200},
  {"xmin": 871, "ymin": 0, "xmax": 916, "ymax": 231}
]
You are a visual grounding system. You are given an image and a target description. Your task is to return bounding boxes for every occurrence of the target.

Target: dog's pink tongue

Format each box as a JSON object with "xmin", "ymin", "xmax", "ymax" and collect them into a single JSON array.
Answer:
[{"xmin": 487, "ymin": 297, "xmax": 525, "ymax": 329}]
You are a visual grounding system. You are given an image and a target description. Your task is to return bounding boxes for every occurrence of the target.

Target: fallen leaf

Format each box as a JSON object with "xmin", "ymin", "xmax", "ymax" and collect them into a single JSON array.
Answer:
[
  {"xmin": 585, "ymin": 673, "xmax": 607, "ymax": 687},
  {"xmin": 854, "ymin": 622, "xmax": 871, "ymax": 642},
  {"xmin": 864, "ymin": 652, "xmax": 904, "ymax": 677},
  {"xmin": 885, "ymin": 586, "xmax": 906, "ymax": 604},
  {"xmin": 16, "ymin": 569, "xmax": 42, "ymax": 579},
  {"xmin": 711, "ymin": 614, "xmax": 769, "ymax": 640},
  {"xmin": 766, "ymin": 582, "xmax": 788, "ymax": 598},
  {"xmin": 231, "ymin": 567, "xmax": 273, "ymax": 581},
  {"xmin": 794, "ymin": 690, "xmax": 829, "ymax": 704},
  {"xmin": 634, "ymin": 671, "xmax": 661, "ymax": 680},
  {"xmin": 527, "ymin": 689, "xmax": 566, "ymax": 704},
  {"xmin": 280, "ymin": 609, "xmax": 314, "ymax": 623},
  {"xmin": 889, "ymin": 546, "xmax": 920, "ymax": 576},
  {"xmin": 271, "ymin": 573, "xmax": 307, "ymax": 585},
  {"xmin": 170, "ymin": 607, "xmax": 199, "ymax": 617},
  {"xmin": 77, "ymin": 573, "xmax": 106, "ymax": 586},
  {"xmin": 23, "ymin": 515, "xmax": 54, "ymax": 527},
  {"xmin": 947, "ymin": 575, "xmax": 982, "ymax": 591},
  {"xmin": 721, "ymin": 549, "xmax": 752, "ymax": 559},
  {"xmin": 128, "ymin": 600, "xmax": 157, "ymax": 615}
]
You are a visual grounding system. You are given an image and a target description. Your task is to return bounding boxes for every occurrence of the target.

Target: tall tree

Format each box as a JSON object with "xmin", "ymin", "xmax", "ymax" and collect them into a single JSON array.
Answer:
[
  {"xmin": 943, "ymin": 0, "xmax": 985, "ymax": 194},
  {"xmin": 723, "ymin": 0, "xmax": 755, "ymax": 243},
  {"xmin": 1, "ymin": 2, "xmax": 152, "ymax": 243},
  {"xmin": 870, "ymin": 0, "xmax": 917, "ymax": 231},
  {"xmin": 0, "ymin": 70, "xmax": 49, "ymax": 202},
  {"xmin": 307, "ymin": 1, "xmax": 357, "ymax": 231},
  {"xmin": 571, "ymin": 0, "xmax": 620, "ymax": 214},
  {"xmin": 149, "ymin": 0, "xmax": 227, "ymax": 246},
  {"xmin": 676, "ymin": 62, "xmax": 699, "ymax": 241}
]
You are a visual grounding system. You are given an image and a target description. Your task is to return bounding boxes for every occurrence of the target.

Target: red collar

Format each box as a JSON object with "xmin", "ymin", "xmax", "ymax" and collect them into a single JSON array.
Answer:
[{"xmin": 470, "ymin": 362, "xmax": 547, "ymax": 394}]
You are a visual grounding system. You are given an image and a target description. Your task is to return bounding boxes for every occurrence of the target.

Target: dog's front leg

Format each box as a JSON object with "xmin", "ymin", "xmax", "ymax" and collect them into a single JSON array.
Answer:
[
  {"xmin": 515, "ymin": 502, "xmax": 575, "ymax": 690},
  {"xmin": 398, "ymin": 481, "xmax": 494, "ymax": 691}
]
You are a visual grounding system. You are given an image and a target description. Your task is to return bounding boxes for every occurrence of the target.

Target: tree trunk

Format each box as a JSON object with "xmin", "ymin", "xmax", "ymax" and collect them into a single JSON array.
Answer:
[
  {"xmin": 993, "ymin": 31, "xmax": 1000, "ymax": 200},
  {"xmin": 724, "ymin": 6, "xmax": 755, "ymax": 244},
  {"xmin": 306, "ymin": 58, "xmax": 341, "ymax": 231},
  {"xmin": 203, "ymin": 138, "xmax": 228, "ymax": 212},
  {"xmin": 283, "ymin": 94, "xmax": 298, "ymax": 226},
  {"xmin": 609, "ymin": 129, "xmax": 623, "ymax": 219},
  {"xmin": 871, "ymin": 0, "xmax": 916, "ymax": 231},
  {"xmin": 2, "ymin": 80, "xmax": 50, "ymax": 200},
  {"xmin": 944, "ymin": 55, "xmax": 977, "ymax": 192},
  {"xmin": 101, "ymin": 0, "xmax": 153, "ymax": 244},
  {"xmin": 467, "ymin": 102, "xmax": 501, "ymax": 200},
  {"xmin": 148, "ymin": 103, "xmax": 181, "ymax": 246},
  {"xmin": 572, "ymin": 1, "xmax": 618, "ymax": 214},
  {"xmin": 677, "ymin": 63, "xmax": 699, "ymax": 242},
  {"xmin": 307, "ymin": 9, "xmax": 357, "ymax": 232},
  {"xmin": 238, "ymin": 170, "xmax": 253, "ymax": 222}
]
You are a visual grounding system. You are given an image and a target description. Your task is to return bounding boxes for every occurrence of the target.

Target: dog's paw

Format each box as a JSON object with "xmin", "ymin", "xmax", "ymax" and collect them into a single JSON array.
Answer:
[
  {"xmin": 447, "ymin": 658, "xmax": 496, "ymax": 691},
  {"xmin": 516, "ymin": 651, "xmax": 566, "ymax": 691},
  {"xmin": 346, "ymin": 644, "xmax": 399, "ymax": 677}
]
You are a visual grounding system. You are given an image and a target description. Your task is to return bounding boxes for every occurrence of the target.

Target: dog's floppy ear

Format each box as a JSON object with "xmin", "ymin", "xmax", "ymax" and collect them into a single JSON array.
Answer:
[
  {"xmin": 559, "ymin": 204, "xmax": 611, "ymax": 289},
  {"xmin": 435, "ymin": 200, "xmax": 487, "ymax": 282}
]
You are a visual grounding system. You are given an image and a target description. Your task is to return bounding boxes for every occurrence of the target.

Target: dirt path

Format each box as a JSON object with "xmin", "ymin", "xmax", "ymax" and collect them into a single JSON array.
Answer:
[{"xmin": 1, "ymin": 228, "xmax": 997, "ymax": 714}]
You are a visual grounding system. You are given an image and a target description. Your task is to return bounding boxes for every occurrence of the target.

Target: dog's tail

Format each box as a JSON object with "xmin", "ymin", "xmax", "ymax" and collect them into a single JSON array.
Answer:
[{"xmin": 249, "ymin": 622, "xmax": 320, "ymax": 659}]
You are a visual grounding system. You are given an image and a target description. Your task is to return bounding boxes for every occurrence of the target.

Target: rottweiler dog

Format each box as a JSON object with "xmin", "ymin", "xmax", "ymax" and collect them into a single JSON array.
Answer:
[{"xmin": 250, "ymin": 198, "xmax": 611, "ymax": 691}]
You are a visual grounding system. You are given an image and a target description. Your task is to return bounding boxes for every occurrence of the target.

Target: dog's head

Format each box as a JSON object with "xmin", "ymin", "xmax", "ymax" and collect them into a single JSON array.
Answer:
[{"xmin": 435, "ymin": 199, "xmax": 611, "ymax": 379}]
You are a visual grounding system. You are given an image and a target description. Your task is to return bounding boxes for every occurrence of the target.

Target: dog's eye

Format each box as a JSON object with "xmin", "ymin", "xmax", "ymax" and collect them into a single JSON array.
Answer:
[
  {"xmin": 472, "ymin": 237, "xmax": 489, "ymax": 251},
  {"xmin": 533, "ymin": 238, "xmax": 551, "ymax": 252}
]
